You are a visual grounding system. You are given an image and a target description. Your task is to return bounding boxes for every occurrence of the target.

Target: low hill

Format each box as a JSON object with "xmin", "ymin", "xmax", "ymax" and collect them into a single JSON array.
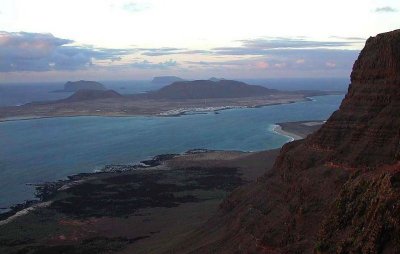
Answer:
[
  {"xmin": 146, "ymin": 79, "xmax": 278, "ymax": 99},
  {"xmin": 54, "ymin": 80, "xmax": 106, "ymax": 92},
  {"xmin": 59, "ymin": 89, "xmax": 122, "ymax": 102}
]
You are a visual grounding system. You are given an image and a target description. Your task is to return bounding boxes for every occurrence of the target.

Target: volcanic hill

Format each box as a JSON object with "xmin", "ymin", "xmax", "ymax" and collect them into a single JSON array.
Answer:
[
  {"xmin": 171, "ymin": 29, "xmax": 400, "ymax": 254},
  {"xmin": 145, "ymin": 80, "xmax": 278, "ymax": 99},
  {"xmin": 54, "ymin": 80, "xmax": 107, "ymax": 92},
  {"xmin": 59, "ymin": 89, "xmax": 122, "ymax": 102},
  {"xmin": 151, "ymin": 76, "xmax": 186, "ymax": 84}
]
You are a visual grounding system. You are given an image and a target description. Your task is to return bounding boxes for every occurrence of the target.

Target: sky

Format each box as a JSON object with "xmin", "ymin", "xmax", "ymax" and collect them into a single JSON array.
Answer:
[{"xmin": 0, "ymin": 0, "xmax": 399, "ymax": 82}]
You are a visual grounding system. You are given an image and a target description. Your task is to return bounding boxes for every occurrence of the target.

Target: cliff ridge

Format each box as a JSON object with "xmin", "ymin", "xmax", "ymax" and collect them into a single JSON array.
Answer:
[{"xmin": 171, "ymin": 29, "xmax": 400, "ymax": 254}]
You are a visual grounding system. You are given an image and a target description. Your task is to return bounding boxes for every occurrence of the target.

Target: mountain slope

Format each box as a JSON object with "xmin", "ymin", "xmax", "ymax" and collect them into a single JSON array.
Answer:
[
  {"xmin": 146, "ymin": 80, "xmax": 278, "ymax": 99},
  {"xmin": 171, "ymin": 30, "xmax": 400, "ymax": 254},
  {"xmin": 59, "ymin": 89, "xmax": 122, "ymax": 102},
  {"xmin": 55, "ymin": 80, "xmax": 106, "ymax": 92}
]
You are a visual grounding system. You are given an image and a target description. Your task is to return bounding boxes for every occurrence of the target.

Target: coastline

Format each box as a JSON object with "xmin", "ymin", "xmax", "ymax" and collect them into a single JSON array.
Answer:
[
  {"xmin": 0, "ymin": 149, "xmax": 244, "ymax": 221},
  {"xmin": 0, "ymin": 148, "xmax": 280, "ymax": 253},
  {"xmin": 271, "ymin": 124, "xmax": 304, "ymax": 141},
  {"xmin": 0, "ymin": 98, "xmax": 309, "ymax": 123},
  {"xmin": 0, "ymin": 120, "xmax": 324, "ymax": 253},
  {"xmin": 0, "ymin": 96, "xmax": 330, "ymax": 221},
  {"xmin": 0, "ymin": 91, "xmax": 348, "ymax": 123},
  {"xmin": 0, "ymin": 119, "xmax": 322, "ymax": 220}
]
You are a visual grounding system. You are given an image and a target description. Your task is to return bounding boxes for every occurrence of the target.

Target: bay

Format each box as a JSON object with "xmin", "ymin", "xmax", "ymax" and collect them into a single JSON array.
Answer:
[{"xmin": 0, "ymin": 95, "xmax": 343, "ymax": 210}]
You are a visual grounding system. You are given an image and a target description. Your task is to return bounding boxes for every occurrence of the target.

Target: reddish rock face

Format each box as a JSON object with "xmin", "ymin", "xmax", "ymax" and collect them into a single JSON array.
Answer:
[
  {"xmin": 173, "ymin": 30, "xmax": 400, "ymax": 253},
  {"xmin": 304, "ymin": 30, "xmax": 400, "ymax": 167}
]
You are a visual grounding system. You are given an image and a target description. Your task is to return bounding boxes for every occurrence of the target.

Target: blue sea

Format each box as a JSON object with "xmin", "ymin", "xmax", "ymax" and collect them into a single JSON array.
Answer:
[{"xmin": 0, "ymin": 94, "xmax": 344, "ymax": 210}]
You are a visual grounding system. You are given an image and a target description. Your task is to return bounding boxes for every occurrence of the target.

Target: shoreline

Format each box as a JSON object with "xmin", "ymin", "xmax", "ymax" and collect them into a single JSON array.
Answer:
[
  {"xmin": 0, "ymin": 148, "xmax": 281, "ymax": 253},
  {"xmin": 0, "ymin": 119, "xmax": 318, "ymax": 220},
  {"xmin": 271, "ymin": 124, "xmax": 304, "ymax": 141},
  {"xmin": 0, "ymin": 149, "xmax": 246, "ymax": 222},
  {"xmin": 0, "ymin": 100, "xmax": 304, "ymax": 123},
  {"xmin": 0, "ymin": 97, "xmax": 314, "ymax": 123}
]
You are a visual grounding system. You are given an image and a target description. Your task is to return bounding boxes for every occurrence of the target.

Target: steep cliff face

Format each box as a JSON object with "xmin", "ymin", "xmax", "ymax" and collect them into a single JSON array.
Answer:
[
  {"xmin": 173, "ymin": 30, "xmax": 400, "ymax": 254},
  {"xmin": 305, "ymin": 30, "xmax": 400, "ymax": 167}
]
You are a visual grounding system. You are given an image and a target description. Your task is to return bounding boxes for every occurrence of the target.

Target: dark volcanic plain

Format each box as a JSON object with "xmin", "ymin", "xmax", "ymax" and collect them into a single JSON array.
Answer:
[{"xmin": 0, "ymin": 149, "xmax": 281, "ymax": 254}]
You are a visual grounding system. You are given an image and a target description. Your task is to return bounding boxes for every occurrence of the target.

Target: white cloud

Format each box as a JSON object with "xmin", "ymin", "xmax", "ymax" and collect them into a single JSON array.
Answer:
[
  {"xmin": 0, "ymin": 32, "xmax": 132, "ymax": 72},
  {"xmin": 375, "ymin": 6, "xmax": 397, "ymax": 12},
  {"xmin": 326, "ymin": 62, "xmax": 336, "ymax": 68}
]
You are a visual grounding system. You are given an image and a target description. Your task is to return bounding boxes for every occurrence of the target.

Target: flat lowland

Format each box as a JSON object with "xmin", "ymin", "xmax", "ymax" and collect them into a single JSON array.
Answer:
[
  {"xmin": 0, "ymin": 80, "xmax": 340, "ymax": 120},
  {"xmin": 0, "ymin": 149, "xmax": 280, "ymax": 254}
]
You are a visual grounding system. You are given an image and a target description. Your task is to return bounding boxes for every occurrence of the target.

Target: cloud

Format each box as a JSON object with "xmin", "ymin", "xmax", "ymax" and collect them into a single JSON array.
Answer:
[
  {"xmin": 130, "ymin": 59, "xmax": 178, "ymax": 69},
  {"xmin": 122, "ymin": 1, "xmax": 150, "ymax": 12},
  {"xmin": 186, "ymin": 48, "xmax": 358, "ymax": 75},
  {"xmin": 330, "ymin": 36, "xmax": 366, "ymax": 41},
  {"xmin": 375, "ymin": 6, "xmax": 397, "ymax": 12},
  {"xmin": 133, "ymin": 37, "xmax": 360, "ymax": 58},
  {"xmin": 138, "ymin": 47, "xmax": 184, "ymax": 56},
  {"xmin": 255, "ymin": 61, "xmax": 269, "ymax": 69},
  {"xmin": 274, "ymin": 63, "xmax": 286, "ymax": 68},
  {"xmin": 239, "ymin": 38, "xmax": 355, "ymax": 49},
  {"xmin": 0, "ymin": 32, "xmax": 359, "ymax": 78},
  {"xmin": 325, "ymin": 62, "xmax": 337, "ymax": 68},
  {"xmin": 211, "ymin": 37, "xmax": 361, "ymax": 56},
  {"xmin": 0, "ymin": 31, "xmax": 132, "ymax": 72},
  {"xmin": 136, "ymin": 48, "xmax": 209, "ymax": 56}
]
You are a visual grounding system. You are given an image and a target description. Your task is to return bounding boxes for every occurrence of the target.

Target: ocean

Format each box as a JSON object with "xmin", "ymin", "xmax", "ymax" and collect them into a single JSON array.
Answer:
[{"xmin": 0, "ymin": 94, "xmax": 344, "ymax": 210}]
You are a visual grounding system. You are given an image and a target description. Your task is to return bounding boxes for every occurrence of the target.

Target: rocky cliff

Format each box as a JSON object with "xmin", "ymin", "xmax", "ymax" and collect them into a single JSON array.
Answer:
[{"xmin": 172, "ymin": 30, "xmax": 400, "ymax": 254}]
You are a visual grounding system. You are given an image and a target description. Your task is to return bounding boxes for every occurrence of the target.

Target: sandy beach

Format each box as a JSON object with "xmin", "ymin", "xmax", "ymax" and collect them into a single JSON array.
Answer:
[{"xmin": 272, "ymin": 124, "xmax": 304, "ymax": 141}]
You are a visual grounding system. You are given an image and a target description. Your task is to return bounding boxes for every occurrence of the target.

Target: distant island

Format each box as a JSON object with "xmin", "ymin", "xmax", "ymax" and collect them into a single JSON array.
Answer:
[
  {"xmin": 208, "ymin": 77, "xmax": 225, "ymax": 82},
  {"xmin": 151, "ymin": 76, "xmax": 186, "ymax": 84},
  {"xmin": 0, "ymin": 79, "xmax": 342, "ymax": 120},
  {"xmin": 53, "ymin": 80, "xmax": 106, "ymax": 92}
]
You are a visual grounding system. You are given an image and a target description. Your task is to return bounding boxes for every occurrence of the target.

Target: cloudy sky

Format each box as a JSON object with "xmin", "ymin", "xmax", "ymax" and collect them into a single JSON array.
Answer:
[{"xmin": 0, "ymin": 0, "xmax": 399, "ymax": 82}]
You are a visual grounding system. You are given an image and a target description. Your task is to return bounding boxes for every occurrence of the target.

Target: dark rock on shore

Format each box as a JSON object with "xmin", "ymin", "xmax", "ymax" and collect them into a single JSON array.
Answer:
[{"xmin": 0, "ymin": 147, "xmax": 279, "ymax": 253}]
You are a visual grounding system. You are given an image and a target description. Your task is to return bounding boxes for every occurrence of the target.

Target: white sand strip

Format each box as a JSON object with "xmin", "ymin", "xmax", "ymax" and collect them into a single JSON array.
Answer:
[
  {"xmin": 271, "ymin": 124, "xmax": 303, "ymax": 141},
  {"xmin": 0, "ymin": 201, "xmax": 52, "ymax": 226}
]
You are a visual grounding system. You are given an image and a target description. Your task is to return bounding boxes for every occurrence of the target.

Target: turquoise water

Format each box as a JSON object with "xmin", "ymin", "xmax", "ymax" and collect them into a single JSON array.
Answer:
[{"xmin": 0, "ymin": 95, "xmax": 343, "ymax": 210}]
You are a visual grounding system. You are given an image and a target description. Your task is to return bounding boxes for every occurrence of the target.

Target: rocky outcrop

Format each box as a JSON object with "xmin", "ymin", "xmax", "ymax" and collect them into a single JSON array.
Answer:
[{"xmin": 172, "ymin": 30, "xmax": 400, "ymax": 254}]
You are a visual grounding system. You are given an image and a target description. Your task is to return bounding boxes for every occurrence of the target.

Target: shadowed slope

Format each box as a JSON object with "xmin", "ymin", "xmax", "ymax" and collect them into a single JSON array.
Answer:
[{"xmin": 170, "ymin": 30, "xmax": 400, "ymax": 254}]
